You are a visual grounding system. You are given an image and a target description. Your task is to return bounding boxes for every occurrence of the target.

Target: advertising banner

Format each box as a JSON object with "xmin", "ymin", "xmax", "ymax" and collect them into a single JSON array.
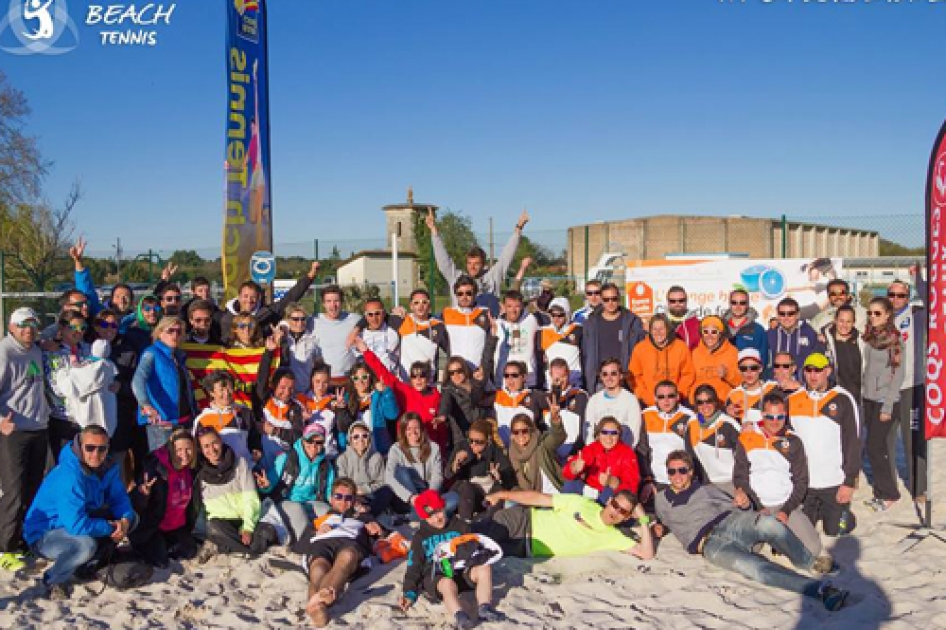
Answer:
[
  {"xmin": 925, "ymin": 118, "xmax": 946, "ymax": 440},
  {"xmin": 624, "ymin": 257, "xmax": 844, "ymax": 325},
  {"xmin": 222, "ymin": 0, "xmax": 272, "ymax": 300}
]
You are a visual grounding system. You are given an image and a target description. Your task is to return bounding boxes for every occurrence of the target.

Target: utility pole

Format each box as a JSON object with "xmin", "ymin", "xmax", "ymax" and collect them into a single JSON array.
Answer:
[
  {"xmin": 488, "ymin": 217, "xmax": 494, "ymax": 265},
  {"xmin": 114, "ymin": 237, "xmax": 123, "ymax": 282}
]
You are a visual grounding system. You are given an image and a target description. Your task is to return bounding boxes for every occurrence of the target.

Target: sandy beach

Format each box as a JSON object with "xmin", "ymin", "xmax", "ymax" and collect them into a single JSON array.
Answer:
[{"xmin": 2, "ymin": 441, "xmax": 946, "ymax": 629}]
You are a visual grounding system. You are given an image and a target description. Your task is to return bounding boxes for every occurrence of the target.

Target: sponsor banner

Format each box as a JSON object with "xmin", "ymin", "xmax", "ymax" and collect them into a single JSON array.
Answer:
[
  {"xmin": 624, "ymin": 257, "xmax": 844, "ymax": 324},
  {"xmin": 222, "ymin": 0, "xmax": 272, "ymax": 300},
  {"xmin": 181, "ymin": 342, "xmax": 278, "ymax": 410},
  {"xmin": 925, "ymin": 118, "xmax": 946, "ymax": 439}
]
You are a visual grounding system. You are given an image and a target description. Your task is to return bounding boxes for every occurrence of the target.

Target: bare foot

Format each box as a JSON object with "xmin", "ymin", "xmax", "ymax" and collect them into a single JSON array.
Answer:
[
  {"xmin": 305, "ymin": 592, "xmax": 329, "ymax": 628},
  {"xmin": 318, "ymin": 586, "xmax": 337, "ymax": 607}
]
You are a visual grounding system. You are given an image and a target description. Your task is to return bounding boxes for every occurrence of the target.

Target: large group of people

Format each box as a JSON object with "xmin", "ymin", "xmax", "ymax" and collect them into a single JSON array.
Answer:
[{"xmin": 0, "ymin": 219, "xmax": 928, "ymax": 628}]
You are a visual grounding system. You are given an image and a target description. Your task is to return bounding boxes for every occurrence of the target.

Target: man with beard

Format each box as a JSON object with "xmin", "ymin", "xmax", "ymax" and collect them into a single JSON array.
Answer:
[{"xmin": 664, "ymin": 286, "xmax": 700, "ymax": 351}]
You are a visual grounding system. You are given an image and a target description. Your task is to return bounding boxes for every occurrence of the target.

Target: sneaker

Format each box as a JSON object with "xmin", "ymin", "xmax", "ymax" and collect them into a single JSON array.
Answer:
[
  {"xmin": 864, "ymin": 498, "xmax": 898, "ymax": 513},
  {"xmin": 454, "ymin": 610, "xmax": 476, "ymax": 629},
  {"xmin": 0, "ymin": 552, "xmax": 26, "ymax": 571},
  {"xmin": 812, "ymin": 555, "xmax": 840, "ymax": 576},
  {"xmin": 46, "ymin": 583, "xmax": 70, "ymax": 601},
  {"xmin": 819, "ymin": 583, "xmax": 848, "ymax": 612},
  {"xmin": 478, "ymin": 603, "xmax": 507, "ymax": 622},
  {"xmin": 196, "ymin": 541, "xmax": 218, "ymax": 565}
]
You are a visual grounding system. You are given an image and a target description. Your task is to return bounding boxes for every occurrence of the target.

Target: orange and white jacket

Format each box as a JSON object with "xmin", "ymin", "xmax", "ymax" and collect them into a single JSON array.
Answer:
[
  {"xmin": 442, "ymin": 306, "xmax": 491, "ymax": 370},
  {"xmin": 390, "ymin": 314, "xmax": 449, "ymax": 379},
  {"xmin": 787, "ymin": 387, "xmax": 860, "ymax": 490},
  {"xmin": 536, "ymin": 322, "xmax": 583, "ymax": 389},
  {"xmin": 640, "ymin": 405, "xmax": 695, "ymax": 485},
  {"xmin": 686, "ymin": 411, "xmax": 741, "ymax": 485},
  {"xmin": 725, "ymin": 381, "xmax": 780, "ymax": 427},
  {"xmin": 492, "ymin": 388, "xmax": 545, "ymax": 447},
  {"xmin": 733, "ymin": 426, "xmax": 808, "ymax": 513}
]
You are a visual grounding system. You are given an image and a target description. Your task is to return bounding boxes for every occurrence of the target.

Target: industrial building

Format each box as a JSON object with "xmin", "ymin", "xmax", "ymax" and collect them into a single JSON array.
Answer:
[{"xmin": 567, "ymin": 215, "xmax": 880, "ymax": 280}]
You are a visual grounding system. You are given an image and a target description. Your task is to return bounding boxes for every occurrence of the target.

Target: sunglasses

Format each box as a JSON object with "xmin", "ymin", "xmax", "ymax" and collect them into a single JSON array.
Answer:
[
  {"xmin": 511, "ymin": 428, "xmax": 530, "ymax": 436},
  {"xmin": 829, "ymin": 291, "xmax": 848, "ymax": 297},
  {"xmin": 469, "ymin": 438, "xmax": 487, "ymax": 446},
  {"xmin": 69, "ymin": 300, "xmax": 88, "ymax": 308},
  {"xmin": 235, "ymin": 323, "xmax": 253, "ymax": 330},
  {"xmin": 332, "ymin": 493, "xmax": 355, "ymax": 502},
  {"xmin": 730, "ymin": 300, "xmax": 747, "ymax": 306},
  {"xmin": 364, "ymin": 310, "xmax": 384, "ymax": 317},
  {"xmin": 83, "ymin": 443, "xmax": 108, "ymax": 454},
  {"xmin": 655, "ymin": 393, "xmax": 678, "ymax": 400},
  {"xmin": 695, "ymin": 398, "xmax": 715, "ymax": 405},
  {"xmin": 763, "ymin": 414, "xmax": 787, "ymax": 421},
  {"xmin": 778, "ymin": 310, "xmax": 798, "ymax": 317},
  {"xmin": 304, "ymin": 437, "xmax": 326, "ymax": 445},
  {"xmin": 447, "ymin": 368, "xmax": 464, "ymax": 375},
  {"xmin": 887, "ymin": 292, "xmax": 908, "ymax": 299},
  {"xmin": 738, "ymin": 364, "xmax": 762, "ymax": 372},
  {"xmin": 290, "ymin": 316, "xmax": 307, "ymax": 321},
  {"xmin": 550, "ymin": 311, "xmax": 566, "ymax": 317},
  {"xmin": 351, "ymin": 374, "xmax": 370, "ymax": 382},
  {"xmin": 667, "ymin": 299, "xmax": 687, "ymax": 304},
  {"xmin": 351, "ymin": 434, "xmax": 370, "ymax": 441},
  {"xmin": 504, "ymin": 372, "xmax": 522, "ymax": 378},
  {"xmin": 773, "ymin": 362, "xmax": 794, "ymax": 369},
  {"xmin": 455, "ymin": 291, "xmax": 474, "ymax": 297},
  {"xmin": 804, "ymin": 366, "xmax": 826, "ymax": 373},
  {"xmin": 17, "ymin": 320, "xmax": 39, "ymax": 329},
  {"xmin": 701, "ymin": 329, "xmax": 720, "ymax": 335},
  {"xmin": 69, "ymin": 324, "xmax": 88, "ymax": 332},
  {"xmin": 585, "ymin": 290, "xmax": 601, "ymax": 296},
  {"xmin": 608, "ymin": 498, "xmax": 632, "ymax": 518},
  {"xmin": 412, "ymin": 300, "xmax": 430, "ymax": 306},
  {"xmin": 95, "ymin": 320, "xmax": 118, "ymax": 329},
  {"xmin": 410, "ymin": 372, "xmax": 429, "ymax": 379},
  {"xmin": 667, "ymin": 466, "xmax": 690, "ymax": 476},
  {"xmin": 599, "ymin": 429, "xmax": 621, "ymax": 436},
  {"xmin": 142, "ymin": 305, "xmax": 162, "ymax": 313},
  {"xmin": 162, "ymin": 295, "xmax": 182, "ymax": 303},
  {"xmin": 600, "ymin": 370, "xmax": 620, "ymax": 377},
  {"xmin": 869, "ymin": 310, "xmax": 885, "ymax": 317},
  {"xmin": 602, "ymin": 296, "xmax": 620, "ymax": 303}
]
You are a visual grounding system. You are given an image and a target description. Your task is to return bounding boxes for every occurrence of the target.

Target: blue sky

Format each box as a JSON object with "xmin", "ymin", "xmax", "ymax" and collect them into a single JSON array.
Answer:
[{"xmin": 3, "ymin": 0, "xmax": 943, "ymax": 258}]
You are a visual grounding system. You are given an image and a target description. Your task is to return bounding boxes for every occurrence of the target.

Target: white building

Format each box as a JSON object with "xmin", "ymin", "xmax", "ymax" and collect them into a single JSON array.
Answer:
[{"xmin": 336, "ymin": 251, "xmax": 418, "ymax": 300}]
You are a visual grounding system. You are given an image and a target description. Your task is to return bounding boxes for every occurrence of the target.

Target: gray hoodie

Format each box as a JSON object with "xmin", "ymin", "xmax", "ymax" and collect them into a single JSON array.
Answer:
[
  {"xmin": 335, "ymin": 421, "xmax": 386, "ymax": 496},
  {"xmin": 862, "ymin": 340, "xmax": 905, "ymax": 415},
  {"xmin": 384, "ymin": 440, "xmax": 444, "ymax": 503},
  {"xmin": 0, "ymin": 335, "xmax": 49, "ymax": 431}
]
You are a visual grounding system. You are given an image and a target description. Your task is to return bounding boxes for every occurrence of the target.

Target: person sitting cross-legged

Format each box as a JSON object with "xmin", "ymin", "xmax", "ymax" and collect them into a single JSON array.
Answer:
[{"xmin": 654, "ymin": 449, "xmax": 848, "ymax": 612}]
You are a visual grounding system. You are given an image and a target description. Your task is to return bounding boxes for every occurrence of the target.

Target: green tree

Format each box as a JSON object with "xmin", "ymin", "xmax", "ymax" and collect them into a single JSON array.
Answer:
[
  {"xmin": 169, "ymin": 250, "xmax": 205, "ymax": 267},
  {"xmin": 414, "ymin": 208, "xmax": 479, "ymax": 293},
  {"xmin": 878, "ymin": 238, "xmax": 924, "ymax": 257}
]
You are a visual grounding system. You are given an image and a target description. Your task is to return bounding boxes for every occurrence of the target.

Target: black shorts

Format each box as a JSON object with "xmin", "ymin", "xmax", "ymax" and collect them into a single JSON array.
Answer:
[
  {"xmin": 299, "ymin": 538, "xmax": 366, "ymax": 575},
  {"xmin": 422, "ymin": 569, "xmax": 476, "ymax": 601}
]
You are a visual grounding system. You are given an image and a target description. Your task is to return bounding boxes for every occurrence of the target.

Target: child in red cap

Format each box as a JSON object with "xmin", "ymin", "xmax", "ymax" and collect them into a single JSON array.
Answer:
[{"xmin": 399, "ymin": 490, "xmax": 504, "ymax": 628}]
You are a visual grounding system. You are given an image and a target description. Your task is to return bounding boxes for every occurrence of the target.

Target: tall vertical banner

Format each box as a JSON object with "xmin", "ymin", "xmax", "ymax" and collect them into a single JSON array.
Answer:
[
  {"xmin": 223, "ymin": 0, "xmax": 272, "ymax": 301},
  {"xmin": 925, "ymin": 118, "xmax": 946, "ymax": 440}
]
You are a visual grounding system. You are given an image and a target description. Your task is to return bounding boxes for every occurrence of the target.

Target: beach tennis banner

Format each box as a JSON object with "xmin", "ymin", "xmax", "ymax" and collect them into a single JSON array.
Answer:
[
  {"xmin": 624, "ymin": 257, "xmax": 843, "ymax": 324},
  {"xmin": 925, "ymin": 118, "xmax": 946, "ymax": 440},
  {"xmin": 222, "ymin": 0, "xmax": 272, "ymax": 301},
  {"xmin": 181, "ymin": 342, "xmax": 278, "ymax": 410}
]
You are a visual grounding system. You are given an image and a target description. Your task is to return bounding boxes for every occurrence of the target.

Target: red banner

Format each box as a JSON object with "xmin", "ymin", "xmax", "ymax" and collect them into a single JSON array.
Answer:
[{"xmin": 925, "ymin": 118, "xmax": 946, "ymax": 439}]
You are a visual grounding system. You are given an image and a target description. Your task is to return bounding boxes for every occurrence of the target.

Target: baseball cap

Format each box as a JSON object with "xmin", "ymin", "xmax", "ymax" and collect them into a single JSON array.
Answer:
[
  {"xmin": 414, "ymin": 489, "xmax": 446, "ymax": 520},
  {"xmin": 10, "ymin": 307, "xmax": 39, "ymax": 327},
  {"xmin": 303, "ymin": 423, "xmax": 326, "ymax": 441},
  {"xmin": 803, "ymin": 352, "xmax": 830, "ymax": 369},
  {"xmin": 737, "ymin": 348, "xmax": 762, "ymax": 365}
]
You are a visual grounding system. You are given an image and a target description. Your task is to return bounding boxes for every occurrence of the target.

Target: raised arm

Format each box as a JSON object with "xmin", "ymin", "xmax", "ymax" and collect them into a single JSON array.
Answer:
[{"xmin": 485, "ymin": 488, "xmax": 553, "ymax": 508}]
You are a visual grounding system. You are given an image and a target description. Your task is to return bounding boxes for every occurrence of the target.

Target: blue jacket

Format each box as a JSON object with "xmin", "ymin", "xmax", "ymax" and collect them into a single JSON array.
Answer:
[
  {"xmin": 767, "ymin": 322, "xmax": 823, "ymax": 379},
  {"xmin": 132, "ymin": 340, "xmax": 196, "ymax": 426},
  {"xmin": 334, "ymin": 387, "xmax": 400, "ymax": 454},
  {"xmin": 723, "ymin": 311, "xmax": 770, "ymax": 366},
  {"xmin": 273, "ymin": 438, "xmax": 335, "ymax": 504},
  {"xmin": 74, "ymin": 268, "xmax": 104, "ymax": 318},
  {"xmin": 23, "ymin": 439, "xmax": 136, "ymax": 544}
]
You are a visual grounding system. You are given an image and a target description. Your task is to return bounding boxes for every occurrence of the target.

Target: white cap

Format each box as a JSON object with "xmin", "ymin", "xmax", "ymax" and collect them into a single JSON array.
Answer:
[
  {"xmin": 737, "ymin": 348, "xmax": 762, "ymax": 364},
  {"xmin": 9, "ymin": 307, "xmax": 39, "ymax": 327}
]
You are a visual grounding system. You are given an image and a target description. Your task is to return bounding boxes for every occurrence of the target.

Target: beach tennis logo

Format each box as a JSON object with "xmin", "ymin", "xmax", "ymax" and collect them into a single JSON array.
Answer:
[
  {"xmin": 234, "ymin": 0, "xmax": 260, "ymax": 42},
  {"xmin": 0, "ymin": 0, "xmax": 79, "ymax": 55}
]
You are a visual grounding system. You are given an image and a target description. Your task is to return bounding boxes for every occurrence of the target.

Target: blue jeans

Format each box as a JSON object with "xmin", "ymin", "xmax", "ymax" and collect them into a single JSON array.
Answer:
[
  {"xmin": 32, "ymin": 528, "xmax": 100, "ymax": 586},
  {"xmin": 392, "ymin": 467, "xmax": 459, "ymax": 518},
  {"xmin": 702, "ymin": 510, "xmax": 822, "ymax": 597},
  {"xmin": 146, "ymin": 424, "xmax": 173, "ymax": 453}
]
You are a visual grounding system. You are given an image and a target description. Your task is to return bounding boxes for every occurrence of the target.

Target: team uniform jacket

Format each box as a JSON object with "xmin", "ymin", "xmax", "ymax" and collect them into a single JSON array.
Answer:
[
  {"xmin": 686, "ymin": 412, "xmax": 741, "ymax": 485},
  {"xmin": 639, "ymin": 406, "xmax": 695, "ymax": 485},
  {"xmin": 787, "ymin": 387, "xmax": 861, "ymax": 489},
  {"xmin": 493, "ymin": 312, "xmax": 541, "ymax": 388},
  {"xmin": 536, "ymin": 322, "xmax": 583, "ymax": 390},
  {"xmin": 725, "ymin": 381, "xmax": 779, "ymax": 427},
  {"xmin": 441, "ymin": 306, "xmax": 492, "ymax": 371},
  {"xmin": 295, "ymin": 392, "xmax": 339, "ymax": 457},
  {"xmin": 733, "ymin": 427, "xmax": 808, "ymax": 513},
  {"xmin": 491, "ymin": 388, "xmax": 547, "ymax": 447},
  {"xmin": 389, "ymin": 314, "xmax": 449, "ymax": 379},
  {"xmin": 193, "ymin": 403, "xmax": 261, "ymax": 463}
]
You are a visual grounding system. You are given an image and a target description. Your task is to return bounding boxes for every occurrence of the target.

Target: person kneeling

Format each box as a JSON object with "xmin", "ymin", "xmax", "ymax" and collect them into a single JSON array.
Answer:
[
  {"xmin": 23, "ymin": 426, "xmax": 138, "ymax": 599},
  {"xmin": 654, "ymin": 449, "xmax": 849, "ymax": 611},
  {"xmin": 295, "ymin": 477, "xmax": 385, "ymax": 628},
  {"xmin": 399, "ymin": 490, "xmax": 504, "ymax": 629},
  {"xmin": 195, "ymin": 427, "xmax": 277, "ymax": 561}
]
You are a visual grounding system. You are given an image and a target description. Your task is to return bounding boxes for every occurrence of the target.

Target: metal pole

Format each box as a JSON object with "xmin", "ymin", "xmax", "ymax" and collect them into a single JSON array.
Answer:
[
  {"xmin": 391, "ymin": 232, "xmax": 399, "ymax": 306},
  {"xmin": 0, "ymin": 251, "xmax": 5, "ymax": 337},
  {"xmin": 115, "ymin": 237, "xmax": 122, "ymax": 282},
  {"xmin": 781, "ymin": 214, "xmax": 788, "ymax": 258},
  {"xmin": 584, "ymin": 225, "xmax": 590, "ymax": 283},
  {"xmin": 489, "ymin": 217, "xmax": 494, "ymax": 265},
  {"xmin": 148, "ymin": 249, "xmax": 154, "ymax": 284},
  {"xmin": 429, "ymin": 239, "xmax": 436, "ymax": 313},
  {"xmin": 314, "ymin": 239, "xmax": 319, "ymax": 262}
]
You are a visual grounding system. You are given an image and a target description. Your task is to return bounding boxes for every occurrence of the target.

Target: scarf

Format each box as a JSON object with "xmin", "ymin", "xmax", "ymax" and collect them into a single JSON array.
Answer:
[
  {"xmin": 195, "ymin": 443, "xmax": 237, "ymax": 486},
  {"xmin": 862, "ymin": 322, "xmax": 901, "ymax": 370},
  {"xmin": 508, "ymin": 427, "xmax": 543, "ymax": 491}
]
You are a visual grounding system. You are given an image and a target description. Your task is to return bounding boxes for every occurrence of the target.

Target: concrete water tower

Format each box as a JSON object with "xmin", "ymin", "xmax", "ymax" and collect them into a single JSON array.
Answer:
[{"xmin": 382, "ymin": 187, "xmax": 438, "ymax": 255}]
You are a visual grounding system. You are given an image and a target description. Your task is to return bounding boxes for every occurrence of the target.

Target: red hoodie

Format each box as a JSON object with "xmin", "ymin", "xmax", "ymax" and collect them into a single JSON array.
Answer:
[
  {"xmin": 362, "ymin": 350, "xmax": 446, "ymax": 453},
  {"xmin": 562, "ymin": 440, "xmax": 640, "ymax": 494}
]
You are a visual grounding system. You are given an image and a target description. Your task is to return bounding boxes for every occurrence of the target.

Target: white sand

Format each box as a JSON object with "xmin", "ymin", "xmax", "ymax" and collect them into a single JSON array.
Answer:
[{"xmin": 3, "ymin": 441, "xmax": 946, "ymax": 629}]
